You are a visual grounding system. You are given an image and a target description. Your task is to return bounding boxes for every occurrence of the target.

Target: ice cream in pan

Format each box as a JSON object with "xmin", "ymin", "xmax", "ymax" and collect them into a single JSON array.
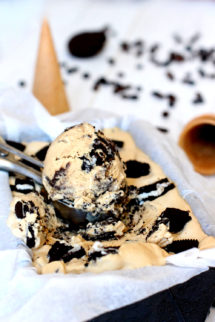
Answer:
[
  {"xmin": 7, "ymin": 122, "xmax": 215, "ymax": 274},
  {"xmin": 6, "ymin": 20, "xmax": 215, "ymax": 274}
]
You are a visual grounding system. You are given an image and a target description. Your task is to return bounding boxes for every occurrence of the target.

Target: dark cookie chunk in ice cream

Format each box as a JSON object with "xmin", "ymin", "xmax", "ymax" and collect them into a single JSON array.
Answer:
[
  {"xmin": 161, "ymin": 208, "xmax": 191, "ymax": 233},
  {"xmin": 164, "ymin": 239, "xmax": 199, "ymax": 254},
  {"xmin": 14, "ymin": 177, "xmax": 36, "ymax": 194},
  {"xmin": 6, "ymin": 140, "xmax": 26, "ymax": 152},
  {"xmin": 88, "ymin": 246, "xmax": 119, "ymax": 262},
  {"xmin": 125, "ymin": 160, "xmax": 150, "ymax": 178},
  {"xmin": 82, "ymin": 231, "xmax": 117, "ymax": 241},
  {"xmin": 46, "ymin": 162, "xmax": 71, "ymax": 189},
  {"xmin": 15, "ymin": 200, "xmax": 37, "ymax": 219},
  {"xmin": 35, "ymin": 145, "xmax": 50, "ymax": 161},
  {"xmin": 48, "ymin": 241, "xmax": 86, "ymax": 263},
  {"xmin": 147, "ymin": 208, "xmax": 191, "ymax": 239},
  {"xmin": 112, "ymin": 139, "xmax": 124, "ymax": 149},
  {"xmin": 15, "ymin": 201, "xmax": 25, "ymax": 219},
  {"xmin": 27, "ymin": 225, "xmax": 36, "ymax": 248}
]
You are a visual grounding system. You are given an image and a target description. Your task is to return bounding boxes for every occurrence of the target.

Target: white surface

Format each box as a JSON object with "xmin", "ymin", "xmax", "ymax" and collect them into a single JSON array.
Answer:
[
  {"xmin": 0, "ymin": 88, "xmax": 214, "ymax": 321},
  {"xmin": 0, "ymin": 0, "xmax": 215, "ymax": 140}
]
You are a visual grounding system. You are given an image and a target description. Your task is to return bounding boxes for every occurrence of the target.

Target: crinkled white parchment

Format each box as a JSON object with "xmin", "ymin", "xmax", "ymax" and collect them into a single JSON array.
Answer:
[{"xmin": 0, "ymin": 87, "xmax": 215, "ymax": 322}]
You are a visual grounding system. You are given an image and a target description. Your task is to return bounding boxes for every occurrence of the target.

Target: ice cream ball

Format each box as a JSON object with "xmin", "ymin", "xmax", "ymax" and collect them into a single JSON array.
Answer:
[{"xmin": 42, "ymin": 123, "xmax": 127, "ymax": 218}]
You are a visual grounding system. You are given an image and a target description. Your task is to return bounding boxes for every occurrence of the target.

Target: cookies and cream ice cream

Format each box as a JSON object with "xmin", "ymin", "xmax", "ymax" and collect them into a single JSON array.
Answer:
[
  {"xmin": 7, "ymin": 124, "xmax": 215, "ymax": 274},
  {"xmin": 42, "ymin": 123, "xmax": 126, "ymax": 218}
]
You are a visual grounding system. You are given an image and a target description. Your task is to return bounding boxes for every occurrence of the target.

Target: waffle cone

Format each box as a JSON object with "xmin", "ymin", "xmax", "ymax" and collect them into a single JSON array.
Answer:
[
  {"xmin": 179, "ymin": 114, "xmax": 215, "ymax": 175},
  {"xmin": 33, "ymin": 19, "xmax": 69, "ymax": 115}
]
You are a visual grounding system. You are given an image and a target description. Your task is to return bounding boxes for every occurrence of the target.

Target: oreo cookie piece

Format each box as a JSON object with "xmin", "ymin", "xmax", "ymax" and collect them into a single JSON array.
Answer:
[
  {"xmin": 35, "ymin": 145, "xmax": 49, "ymax": 161},
  {"xmin": 68, "ymin": 28, "xmax": 107, "ymax": 58},
  {"xmin": 14, "ymin": 200, "xmax": 37, "ymax": 219},
  {"xmin": 88, "ymin": 246, "xmax": 119, "ymax": 262},
  {"xmin": 48, "ymin": 241, "xmax": 86, "ymax": 263},
  {"xmin": 14, "ymin": 177, "xmax": 35, "ymax": 194},
  {"xmin": 162, "ymin": 208, "xmax": 191, "ymax": 233},
  {"xmin": 47, "ymin": 162, "xmax": 70, "ymax": 188},
  {"xmin": 82, "ymin": 231, "xmax": 117, "ymax": 242},
  {"xmin": 112, "ymin": 140, "xmax": 124, "ymax": 149},
  {"xmin": 15, "ymin": 201, "xmax": 25, "ymax": 219},
  {"xmin": 125, "ymin": 160, "xmax": 150, "ymax": 178},
  {"xmin": 147, "ymin": 208, "xmax": 191, "ymax": 240},
  {"xmin": 164, "ymin": 239, "xmax": 199, "ymax": 254},
  {"xmin": 26, "ymin": 225, "xmax": 36, "ymax": 248},
  {"xmin": 6, "ymin": 140, "xmax": 25, "ymax": 152}
]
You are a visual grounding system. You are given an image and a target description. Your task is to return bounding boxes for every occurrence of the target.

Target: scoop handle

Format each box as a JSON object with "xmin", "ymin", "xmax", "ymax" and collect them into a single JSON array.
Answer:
[{"xmin": 0, "ymin": 144, "xmax": 43, "ymax": 184}]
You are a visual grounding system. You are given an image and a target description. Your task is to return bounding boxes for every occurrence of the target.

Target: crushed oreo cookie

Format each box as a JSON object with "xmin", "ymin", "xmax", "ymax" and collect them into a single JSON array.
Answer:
[
  {"xmin": 125, "ymin": 160, "xmax": 150, "ymax": 178},
  {"xmin": 35, "ymin": 145, "xmax": 49, "ymax": 161},
  {"xmin": 14, "ymin": 200, "xmax": 36, "ymax": 219},
  {"xmin": 68, "ymin": 28, "xmax": 107, "ymax": 58},
  {"xmin": 167, "ymin": 94, "xmax": 176, "ymax": 107},
  {"xmin": 126, "ymin": 178, "xmax": 175, "ymax": 214},
  {"xmin": 120, "ymin": 39, "xmax": 144, "ymax": 56},
  {"xmin": 14, "ymin": 177, "xmax": 35, "ymax": 194},
  {"xmin": 156, "ymin": 127, "xmax": 169, "ymax": 133},
  {"xmin": 112, "ymin": 139, "xmax": 124, "ymax": 149},
  {"xmin": 67, "ymin": 67, "xmax": 79, "ymax": 74},
  {"xmin": 26, "ymin": 225, "xmax": 35, "ymax": 248},
  {"xmin": 162, "ymin": 111, "xmax": 169, "ymax": 118},
  {"xmin": 164, "ymin": 239, "xmax": 199, "ymax": 254},
  {"xmin": 6, "ymin": 140, "xmax": 25, "ymax": 152},
  {"xmin": 151, "ymin": 49, "xmax": 185, "ymax": 67},
  {"xmin": 137, "ymin": 178, "xmax": 175, "ymax": 203},
  {"xmin": 152, "ymin": 91, "xmax": 176, "ymax": 107},
  {"xmin": 166, "ymin": 71, "xmax": 175, "ymax": 81},
  {"xmin": 88, "ymin": 246, "xmax": 119, "ymax": 262},
  {"xmin": 192, "ymin": 92, "xmax": 204, "ymax": 104},
  {"xmin": 47, "ymin": 162, "xmax": 70, "ymax": 188},
  {"xmin": 15, "ymin": 201, "xmax": 25, "ymax": 219},
  {"xmin": 82, "ymin": 73, "xmax": 90, "ymax": 79},
  {"xmin": 48, "ymin": 241, "xmax": 86, "ymax": 263},
  {"xmin": 18, "ymin": 80, "xmax": 26, "ymax": 87},
  {"xmin": 147, "ymin": 208, "xmax": 191, "ymax": 240},
  {"xmin": 81, "ymin": 231, "xmax": 117, "ymax": 241}
]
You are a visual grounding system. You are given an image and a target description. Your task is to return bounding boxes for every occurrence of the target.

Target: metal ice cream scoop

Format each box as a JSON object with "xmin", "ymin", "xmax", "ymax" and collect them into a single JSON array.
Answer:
[{"xmin": 0, "ymin": 141, "xmax": 90, "ymax": 225}]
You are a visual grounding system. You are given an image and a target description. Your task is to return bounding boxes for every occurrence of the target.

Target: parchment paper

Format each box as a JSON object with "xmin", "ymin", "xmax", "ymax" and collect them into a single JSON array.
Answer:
[{"xmin": 0, "ymin": 87, "xmax": 215, "ymax": 322}]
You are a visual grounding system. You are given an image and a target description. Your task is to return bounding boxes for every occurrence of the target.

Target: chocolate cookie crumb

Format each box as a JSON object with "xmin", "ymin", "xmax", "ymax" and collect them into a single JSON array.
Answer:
[
  {"xmin": 165, "ymin": 239, "xmax": 199, "ymax": 254},
  {"xmin": 162, "ymin": 111, "xmax": 169, "ymax": 118},
  {"xmin": 67, "ymin": 67, "xmax": 79, "ymax": 74},
  {"xmin": 125, "ymin": 160, "xmax": 150, "ymax": 178},
  {"xmin": 6, "ymin": 140, "xmax": 25, "ymax": 152},
  {"xmin": 156, "ymin": 127, "xmax": 169, "ymax": 133},
  {"xmin": 167, "ymin": 94, "xmax": 176, "ymax": 107},
  {"xmin": 18, "ymin": 80, "xmax": 26, "ymax": 87},
  {"xmin": 68, "ymin": 28, "xmax": 107, "ymax": 58},
  {"xmin": 82, "ymin": 73, "xmax": 90, "ymax": 79},
  {"xmin": 192, "ymin": 92, "xmax": 204, "ymax": 104},
  {"xmin": 166, "ymin": 71, "xmax": 175, "ymax": 81},
  {"xmin": 107, "ymin": 58, "xmax": 115, "ymax": 65}
]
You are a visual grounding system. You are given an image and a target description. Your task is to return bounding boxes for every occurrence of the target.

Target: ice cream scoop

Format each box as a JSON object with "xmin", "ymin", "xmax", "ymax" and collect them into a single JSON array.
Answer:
[
  {"xmin": 42, "ymin": 123, "xmax": 127, "ymax": 219},
  {"xmin": 0, "ymin": 141, "xmax": 89, "ymax": 224},
  {"xmin": 179, "ymin": 114, "xmax": 215, "ymax": 175}
]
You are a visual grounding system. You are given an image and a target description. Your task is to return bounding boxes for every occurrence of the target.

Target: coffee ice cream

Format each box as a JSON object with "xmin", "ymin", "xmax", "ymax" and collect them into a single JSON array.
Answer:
[
  {"xmin": 42, "ymin": 123, "xmax": 126, "ymax": 218},
  {"xmin": 7, "ymin": 124, "xmax": 215, "ymax": 274}
]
